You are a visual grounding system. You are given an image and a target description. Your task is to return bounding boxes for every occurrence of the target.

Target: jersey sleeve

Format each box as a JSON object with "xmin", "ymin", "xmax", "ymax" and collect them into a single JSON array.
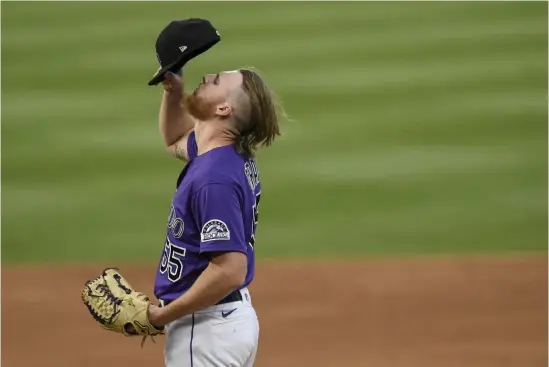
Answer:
[
  {"xmin": 187, "ymin": 131, "xmax": 198, "ymax": 160},
  {"xmin": 192, "ymin": 183, "xmax": 247, "ymax": 255}
]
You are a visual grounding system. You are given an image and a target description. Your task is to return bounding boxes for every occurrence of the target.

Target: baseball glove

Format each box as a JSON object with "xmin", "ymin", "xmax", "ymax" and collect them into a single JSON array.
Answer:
[{"xmin": 81, "ymin": 267, "xmax": 164, "ymax": 347}]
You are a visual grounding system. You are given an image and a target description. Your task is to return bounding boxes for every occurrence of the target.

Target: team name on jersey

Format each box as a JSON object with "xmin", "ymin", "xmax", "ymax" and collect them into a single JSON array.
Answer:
[
  {"xmin": 244, "ymin": 158, "xmax": 260, "ymax": 192},
  {"xmin": 167, "ymin": 204, "xmax": 185, "ymax": 238}
]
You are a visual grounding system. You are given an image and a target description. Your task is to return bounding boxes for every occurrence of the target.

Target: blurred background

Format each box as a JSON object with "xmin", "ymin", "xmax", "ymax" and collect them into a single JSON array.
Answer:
[
  {"xmin": 2, "ymin": 3, "xmax": 547, "ymax": 367},
  {"xmin": 1, "ymin": 1, "xmax": 547, "ymax": 263}
]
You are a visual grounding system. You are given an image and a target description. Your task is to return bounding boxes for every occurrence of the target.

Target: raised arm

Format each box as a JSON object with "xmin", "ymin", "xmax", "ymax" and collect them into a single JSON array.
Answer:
[{"xmin": 159, "ymin": 71, "xmax": 197, "ymax": 161}]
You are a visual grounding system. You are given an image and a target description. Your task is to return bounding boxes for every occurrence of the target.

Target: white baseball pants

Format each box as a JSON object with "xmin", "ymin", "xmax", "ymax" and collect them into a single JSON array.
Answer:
[{"xmin": 162, "ymin": 288, "xmax": 259, "ymax": 367}]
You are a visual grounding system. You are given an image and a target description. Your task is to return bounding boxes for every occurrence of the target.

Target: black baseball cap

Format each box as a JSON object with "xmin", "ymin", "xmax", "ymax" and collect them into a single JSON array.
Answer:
[{"xmin": 148, "ymin": 18, "xmax": 221, "ymax": 86}]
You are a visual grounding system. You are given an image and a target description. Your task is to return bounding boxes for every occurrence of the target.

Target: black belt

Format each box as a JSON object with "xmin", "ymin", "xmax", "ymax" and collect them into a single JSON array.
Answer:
[
  {"xmin": 217, "ymin": 290, "xmax": 243, "ymax": 305},
  {"xmin": 160, "ymin": 290, "xmax": 242, "ymax": 307}
]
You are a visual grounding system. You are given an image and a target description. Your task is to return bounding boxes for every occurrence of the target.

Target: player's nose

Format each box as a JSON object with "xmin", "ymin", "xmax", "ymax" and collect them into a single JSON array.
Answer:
[{"xmin": 204, "ymin": 74, "xmax": 216, "ymax": 83}]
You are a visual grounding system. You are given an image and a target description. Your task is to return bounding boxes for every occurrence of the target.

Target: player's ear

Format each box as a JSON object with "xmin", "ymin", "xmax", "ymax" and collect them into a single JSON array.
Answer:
[{"xmin": 215, "ymin": 102, "xmax": 232, "ymax": 117}]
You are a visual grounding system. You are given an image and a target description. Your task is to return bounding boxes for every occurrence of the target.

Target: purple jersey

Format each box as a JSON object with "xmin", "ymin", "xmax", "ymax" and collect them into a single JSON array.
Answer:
[{"xmin": 153, "ymin": 132, "xmax": 260, "ymax": 303}]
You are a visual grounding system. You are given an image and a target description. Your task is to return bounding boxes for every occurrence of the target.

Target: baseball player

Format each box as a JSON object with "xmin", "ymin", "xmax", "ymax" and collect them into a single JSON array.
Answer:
[
  {"xmin": 146, "ymin": 19, "xmax": 282, "ymax": 367},
  {"xmin": 80, "ymin": 18, "xmax": 282, "ymax": 366}
]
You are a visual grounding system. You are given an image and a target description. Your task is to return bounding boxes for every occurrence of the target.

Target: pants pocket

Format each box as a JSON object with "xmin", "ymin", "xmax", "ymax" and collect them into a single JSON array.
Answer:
[{"xmin": 194, "ymin": 318, "xmax": 259, "ymax": 367}]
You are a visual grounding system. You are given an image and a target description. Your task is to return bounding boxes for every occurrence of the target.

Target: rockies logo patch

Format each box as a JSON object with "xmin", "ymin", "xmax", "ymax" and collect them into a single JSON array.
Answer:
[{"xmin": 201, "ymin": 220, "xmax": 230, "ymax": 242}]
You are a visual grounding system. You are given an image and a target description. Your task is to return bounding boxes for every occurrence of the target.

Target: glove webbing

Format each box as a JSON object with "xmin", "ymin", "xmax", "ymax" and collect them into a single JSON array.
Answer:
[{"xmin": 82, "ymin": 278, "xmax": 121, "ymax": 327}]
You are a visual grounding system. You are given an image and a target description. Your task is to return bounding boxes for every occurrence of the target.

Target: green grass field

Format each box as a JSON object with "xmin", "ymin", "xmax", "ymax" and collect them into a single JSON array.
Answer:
[{"xmin": 1, "ymin": 1, "xmax": 547, "ymax": 264}]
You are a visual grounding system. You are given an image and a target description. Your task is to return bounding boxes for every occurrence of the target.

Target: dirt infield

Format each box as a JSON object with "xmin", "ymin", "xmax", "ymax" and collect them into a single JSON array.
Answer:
[{"xmin": 2, "ymin": 254, "xmax": 547, "ymax": 367}]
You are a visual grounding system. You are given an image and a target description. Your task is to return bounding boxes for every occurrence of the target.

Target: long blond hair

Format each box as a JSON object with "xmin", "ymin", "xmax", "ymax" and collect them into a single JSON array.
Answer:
[{"xmin": 234, "ymin": 68, "xmax": 284, "ymax": 157}]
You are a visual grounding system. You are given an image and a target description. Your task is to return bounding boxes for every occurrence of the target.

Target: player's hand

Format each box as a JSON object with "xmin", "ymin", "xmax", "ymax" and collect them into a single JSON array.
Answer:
[
  {"xmin": 147, "ymin": 304, "xmax": 166, "ymax": 327},
  {"xmin": 158, "ymin": 69, "xmax": 183, "ymax": 95}
]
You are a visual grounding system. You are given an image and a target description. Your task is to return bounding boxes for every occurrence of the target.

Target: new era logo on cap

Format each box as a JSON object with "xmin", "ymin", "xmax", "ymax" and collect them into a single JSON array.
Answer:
[{"xmin": 179, "ymin": 45, "xmax": 188, "ymax": 52}]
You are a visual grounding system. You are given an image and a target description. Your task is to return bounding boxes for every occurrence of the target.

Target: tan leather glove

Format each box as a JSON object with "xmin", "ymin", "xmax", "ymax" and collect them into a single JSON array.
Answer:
[{"xmin": 81, "ymin": 268, "xmax": 164, "ymax": 347}]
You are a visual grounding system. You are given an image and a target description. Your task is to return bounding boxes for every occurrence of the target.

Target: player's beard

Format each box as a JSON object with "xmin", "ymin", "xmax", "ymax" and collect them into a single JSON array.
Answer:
[{"xmin": 184, "ymin": 93, "xmax": 217, "ymax": 121}]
